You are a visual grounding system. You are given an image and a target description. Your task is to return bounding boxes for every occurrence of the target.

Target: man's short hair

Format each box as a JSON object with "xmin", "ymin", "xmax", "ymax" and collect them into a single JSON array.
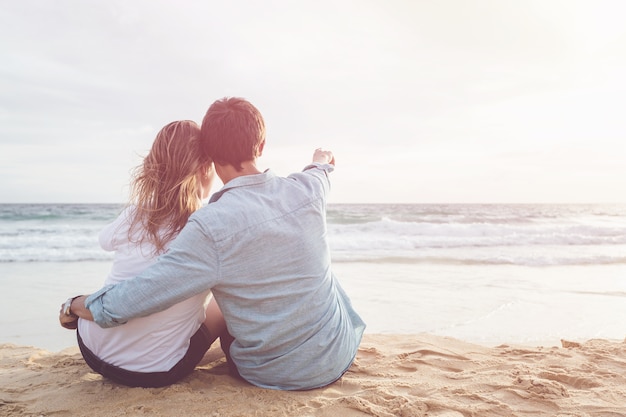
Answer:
[{"xmin": 200, "ymin": 97, "xmax": 266, "ymax": 170}]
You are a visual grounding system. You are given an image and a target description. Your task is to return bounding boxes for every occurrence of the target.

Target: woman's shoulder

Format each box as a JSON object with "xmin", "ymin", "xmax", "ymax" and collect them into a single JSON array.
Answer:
[{"xmin": 99, "ymin": 205, "xmax": 137, "ymax": 251}]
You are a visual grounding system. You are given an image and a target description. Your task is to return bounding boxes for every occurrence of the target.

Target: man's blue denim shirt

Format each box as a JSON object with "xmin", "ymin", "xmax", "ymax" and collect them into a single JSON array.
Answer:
[{"xmin": 85, "ymin": 163, "xmax": 366, "ymax": 390}]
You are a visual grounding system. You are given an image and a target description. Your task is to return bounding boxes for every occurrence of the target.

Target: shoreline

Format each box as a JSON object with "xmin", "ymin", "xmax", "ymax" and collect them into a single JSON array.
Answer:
[
  {"xmin": 2, "ymin": 333, "xmax": 625, "ymax": 417},
  {"xmin": 3, "ymin": 260, "xmax": 626, "ymax": 353}
]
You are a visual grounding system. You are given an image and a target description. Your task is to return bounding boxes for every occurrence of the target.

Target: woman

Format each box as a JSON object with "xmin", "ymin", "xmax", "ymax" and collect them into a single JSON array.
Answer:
[{"xmin": 72, "ymin": 120, "xmax": 225, "ymax": 387}]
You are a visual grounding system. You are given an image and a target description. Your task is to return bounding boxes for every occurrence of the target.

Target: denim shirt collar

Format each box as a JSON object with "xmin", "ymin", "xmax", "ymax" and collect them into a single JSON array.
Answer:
[{"xmin": 209, "ymin": 169, "xmax": 276, "ymax": 204}]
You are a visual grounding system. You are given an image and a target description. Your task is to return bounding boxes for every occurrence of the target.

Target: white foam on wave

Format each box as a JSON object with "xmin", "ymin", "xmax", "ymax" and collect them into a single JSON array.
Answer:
[
  {"xmin": 2, "ymin": 203, "xmax": 626, "ymax": 265},
  {"xmin": 327, "ymin": 215, "xmax": 626, "ymax": 265}
]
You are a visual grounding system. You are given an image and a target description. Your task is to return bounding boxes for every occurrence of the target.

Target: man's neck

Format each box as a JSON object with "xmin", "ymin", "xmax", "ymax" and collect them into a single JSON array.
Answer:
[{"xmin": 215, "ymin": 160, "xmax": 263, "ymax": 184}]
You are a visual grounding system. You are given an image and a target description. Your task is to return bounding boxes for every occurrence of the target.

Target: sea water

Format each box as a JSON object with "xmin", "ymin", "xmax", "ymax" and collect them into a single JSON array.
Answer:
[{"xmin": 1, "ymin": 203, "xmax": 625, "ymax": 351}]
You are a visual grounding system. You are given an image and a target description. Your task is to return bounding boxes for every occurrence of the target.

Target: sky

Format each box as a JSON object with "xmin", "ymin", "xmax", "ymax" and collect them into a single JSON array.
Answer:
[{"xmin": 1, "ymin": 0, "xmax": 625, "ymax": 204}]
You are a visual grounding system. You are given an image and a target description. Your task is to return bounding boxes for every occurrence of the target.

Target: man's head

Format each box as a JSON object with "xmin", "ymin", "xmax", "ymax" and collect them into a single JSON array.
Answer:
[{"xmin": 200, "ymin": 97, "xmax": 266, "ymax": 171}]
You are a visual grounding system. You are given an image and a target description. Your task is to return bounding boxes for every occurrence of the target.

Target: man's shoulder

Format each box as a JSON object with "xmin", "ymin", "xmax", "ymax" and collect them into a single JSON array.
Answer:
[
  {"xmin": 189, "ymin": 193, "xmax": 257, "ymax": 231},
  {"xmin": 192, "ymin": 176, "xmax": 320, "ymax": 237}
]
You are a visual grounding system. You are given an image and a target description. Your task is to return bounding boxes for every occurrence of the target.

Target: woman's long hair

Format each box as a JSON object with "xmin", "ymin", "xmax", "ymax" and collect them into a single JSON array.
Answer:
[{"xmin": 128, "ymin": 120, "xmax": 210, "ymax": 254}]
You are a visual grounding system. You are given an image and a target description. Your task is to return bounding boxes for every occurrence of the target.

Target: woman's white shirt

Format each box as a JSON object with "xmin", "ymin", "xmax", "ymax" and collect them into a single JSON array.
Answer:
[{"xmin": 78, "ymin": 206, "xmax": 211, "ymax": 372}]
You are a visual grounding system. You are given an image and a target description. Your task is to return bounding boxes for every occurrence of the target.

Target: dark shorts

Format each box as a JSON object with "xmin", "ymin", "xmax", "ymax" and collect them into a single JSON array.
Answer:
[{"xmin": 76, "ymin": 324, "xmax": 213, "ymax": 388}]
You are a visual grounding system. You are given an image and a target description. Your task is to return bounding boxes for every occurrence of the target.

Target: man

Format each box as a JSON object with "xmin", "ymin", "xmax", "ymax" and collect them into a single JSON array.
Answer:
[{"xmin": 62, "ymin": 97, "xmax": 365, "ymax": 390}]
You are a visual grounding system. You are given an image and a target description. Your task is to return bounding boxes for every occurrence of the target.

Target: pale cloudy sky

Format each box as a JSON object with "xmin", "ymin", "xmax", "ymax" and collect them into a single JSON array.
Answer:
[{"xmin": 1, "ymin": 0, "xmax": 625, "ymax": 204}]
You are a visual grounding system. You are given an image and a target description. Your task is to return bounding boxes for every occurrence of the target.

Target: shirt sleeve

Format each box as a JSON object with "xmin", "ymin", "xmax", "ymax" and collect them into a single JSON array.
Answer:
[
  {"xmin": 302, "ymin": 162, "xmax": 334, "ymax": 174},
  {"xmin": 85, "ymin": 214, "xmax": 217, "ymax": 328},
  {"xmin": 289, "ymin": 162, "xmax": 334, "ymax": 199}
]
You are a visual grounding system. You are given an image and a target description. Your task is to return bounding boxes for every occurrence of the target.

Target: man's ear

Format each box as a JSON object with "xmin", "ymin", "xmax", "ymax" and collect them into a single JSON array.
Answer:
[{"xmin": 257, "ymin": 139, "xmax": 265, "ymax": 157}]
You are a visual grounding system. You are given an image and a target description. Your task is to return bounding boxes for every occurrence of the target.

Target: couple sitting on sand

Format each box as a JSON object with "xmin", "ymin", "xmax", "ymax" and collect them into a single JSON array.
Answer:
[{"xmin": 59, "ymin": 97, "xmax": 365, "ymax": 390}]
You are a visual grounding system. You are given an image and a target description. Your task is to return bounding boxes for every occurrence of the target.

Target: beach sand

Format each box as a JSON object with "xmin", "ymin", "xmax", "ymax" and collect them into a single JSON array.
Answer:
[{"xmin": 2, "ymin": 334, "xmax": 625, "ymax": 417}]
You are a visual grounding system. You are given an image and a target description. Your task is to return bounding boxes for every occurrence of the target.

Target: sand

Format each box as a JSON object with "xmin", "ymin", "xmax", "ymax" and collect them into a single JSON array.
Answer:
[{"xmin": 1, "ymin": 334, "xmax": 625, "ymax": 417}]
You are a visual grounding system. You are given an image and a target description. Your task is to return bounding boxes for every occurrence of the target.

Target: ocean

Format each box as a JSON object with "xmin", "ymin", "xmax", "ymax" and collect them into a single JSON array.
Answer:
[{"xmin": 1, "ymin": 203, "xmax": 626, "ymax": 351}]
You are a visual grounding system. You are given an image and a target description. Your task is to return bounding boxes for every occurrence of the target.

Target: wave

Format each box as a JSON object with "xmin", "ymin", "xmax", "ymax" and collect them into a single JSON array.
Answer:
[
  {"xmin": 0, "ymin": 254, "xmax": 113, "ymax": 263},
  {"xmin": 2, "ymin": 203, "xmax": 626, "ymax": 265},
  {"xmin": 331, "ymin": 253, "xmax": 626, "ymax": 266},
  {"xmin": 326, "ymin": 203, "xmax": 626, "ymax": 225},
  {"xmin": 327, "ymin": 217, "xmax": 626, "ymax": 249},
  {"xmin": 0, "ymin": 203, "xmax": 122, "ymax": 222},
  {"xmin": 5, "ymin": 253, "xmax": 626, "ymax": 266}
]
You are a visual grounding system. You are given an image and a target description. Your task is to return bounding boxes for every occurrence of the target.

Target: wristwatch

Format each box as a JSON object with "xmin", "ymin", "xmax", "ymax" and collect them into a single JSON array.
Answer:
[{"xmin": 63, "ymin": 296, "xmax": 79, "ymax": 317}]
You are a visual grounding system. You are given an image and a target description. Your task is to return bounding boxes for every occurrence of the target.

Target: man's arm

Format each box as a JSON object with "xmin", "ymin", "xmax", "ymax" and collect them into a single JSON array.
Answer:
[
  {"xmin": 296, "ymin": 148, "xmax": 335, "ymax": 199},
  {"xmin": 62, "ymin": 214, "xmax": 217, "ymax": 328},
  {"xmin": 70, "ymin": 296, "xmax": 93, "ymax": 320},
  {"xmin": 312, "ymin": 148, "xmax": 335, "ymax": 166},
  {"xmin": 59, "ymin": 295, "xmax": 92, "ymax": 329}
]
